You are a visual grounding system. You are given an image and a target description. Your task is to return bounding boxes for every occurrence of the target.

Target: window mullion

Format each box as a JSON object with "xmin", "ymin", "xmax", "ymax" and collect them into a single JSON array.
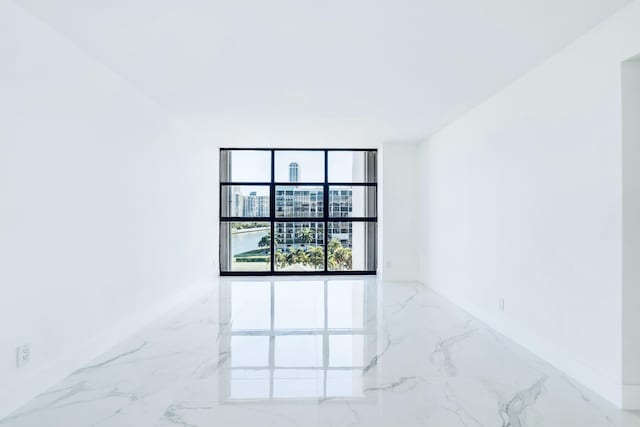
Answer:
[
  {"xmin": 270, "ymin": 150, "xmax": 275, "ymax": 273},
  {"xmin": 323, "ymin": 150, "xmax": 329, "ymax": 273}
]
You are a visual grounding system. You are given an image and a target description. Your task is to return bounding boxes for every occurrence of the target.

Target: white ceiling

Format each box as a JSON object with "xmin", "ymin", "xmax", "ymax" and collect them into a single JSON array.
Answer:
[{"xmin": 15, "ymin": 0, "xmax": 632, "ymax": 144}]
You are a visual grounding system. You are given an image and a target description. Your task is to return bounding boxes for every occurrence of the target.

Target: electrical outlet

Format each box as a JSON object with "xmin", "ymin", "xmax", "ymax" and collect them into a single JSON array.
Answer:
[
  {"xmin": 499, "ymin": 298, "xmax": 505, "ymax": 312},
  {"xmin": 16, "ymin": 344, "xmax": 31, "ymax": 368}
]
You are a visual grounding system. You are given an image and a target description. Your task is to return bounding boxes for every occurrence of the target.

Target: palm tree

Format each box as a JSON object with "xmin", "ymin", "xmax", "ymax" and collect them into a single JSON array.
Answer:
[
  {"xmin": 327, "ymin": 254, "xmax": 337, "ymax": 271},
  {"xmin": 258, "ymin": 232, "xmax": 281, "ymax": 249},
  {"xmin": 275, "ymin": 249, "xmax": 286, "ymax": 268},
  {"xmin": 328, "ymin": 238, "xmax": 342, "ymax": 255},
  {"xmin": 258, "ymin": 234, "xmax": 270, "ymax": 249},
  {"xmin": 285, "ymin": 250, "xmax": 295, "ymax": 266},
  {"xmin": 308, "ymin": 246, "xmax": 324, "ymax": 270},
  {"xmin": 294, "ymin": 248, "xmax": 309, "ymax": 265},
  {"xmin": 343, "ymin": 248, "xmax": 352, "ymax": 270},
  {"xmin": 297, "ymin": 228, "xmax": 314, "ymax": 247},
  {"xmin": 332, "ymin": 247, "xmax": 349, "ymax": 271}
]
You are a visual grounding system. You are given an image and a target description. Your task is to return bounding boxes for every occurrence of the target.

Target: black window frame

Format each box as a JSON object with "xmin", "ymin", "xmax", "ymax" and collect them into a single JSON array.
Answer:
[{"xmin": 220, "ymin": 148, "xmax": 377, "ymax": 276}]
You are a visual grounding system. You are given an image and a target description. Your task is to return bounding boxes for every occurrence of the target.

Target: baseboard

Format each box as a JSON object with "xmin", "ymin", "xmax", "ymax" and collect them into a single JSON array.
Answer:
[
  {"xmin": 423, "ymin": 282, "xmax": 624, "ymax": 408},
  {"xmin": 623, "ymin": 384, "xmax": 640, "ymax": 409},
  {"xmin": 0, "ymin": 280, "xmax": 213, "ymax": 421}
]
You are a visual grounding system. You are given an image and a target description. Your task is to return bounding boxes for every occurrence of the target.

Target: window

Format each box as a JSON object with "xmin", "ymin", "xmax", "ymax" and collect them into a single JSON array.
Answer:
[{"xmin": 220, "ymin": 149, "xmax": 377, "ymax": 275}]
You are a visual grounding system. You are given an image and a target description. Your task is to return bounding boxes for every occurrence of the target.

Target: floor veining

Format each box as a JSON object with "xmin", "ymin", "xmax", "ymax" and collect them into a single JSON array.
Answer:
[{"xmin": 2, "ymin": 277, "xmax": 639, "ymax": 427}]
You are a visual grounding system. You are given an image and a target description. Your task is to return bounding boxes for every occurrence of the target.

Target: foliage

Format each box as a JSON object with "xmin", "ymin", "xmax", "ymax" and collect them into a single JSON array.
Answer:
[
  {"xmin": 328, "ymin": 238, "xmax": 342, "ymax": 254},
  {"xmin": 308, "ymin": 246, "xmax": 325, "ymax": 269},
  {"xmin": 275, "ymin": 249, "xmax": 286, "ymax": 269},
  {"xmin": 258, "ymin": 232, "xmax": 281, "ymax": 249},
  {"xmin": 327, "ymin": 238, "xmax": 352, "ymax": 271},
  {"xmin": 254, "ymin": 233, "xmax": 353, "ymax": 271},
  {"xmin": 297, "ymin": 228, "xmax": 314, "ymax": 245}
]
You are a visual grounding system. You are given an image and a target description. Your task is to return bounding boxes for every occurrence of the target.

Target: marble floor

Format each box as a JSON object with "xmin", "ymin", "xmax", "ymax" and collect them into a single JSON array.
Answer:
[{"xmin": 2, "ymin": 277, "xmax": 640, "ymax": 427}]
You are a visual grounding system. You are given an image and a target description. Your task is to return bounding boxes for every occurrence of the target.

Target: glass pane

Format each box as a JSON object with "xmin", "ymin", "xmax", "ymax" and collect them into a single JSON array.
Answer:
[
  {"xmin": 220, "ymin": 150, "xmax": 271, "ymax": 182},
  {"xmin": 275, "ymin": 151, "xmax": 324, "ymax": 183},
  {"xmin": 328, "ymin": 222, "xmax": 377, "ymax": 271},
  {"xmin": 274, "ymin": 222, "xmax": 325, "ymax": 272},
  {"xmin": 329, "ymin": 186, "xmax": 376, "ymax": 218},
  {"xmin": 328, "ymin": 151, "xmax": 377, "ymax": 183},
  {"xmin": 220, "ymin": 222, "xmax": 271, "ymax": 272},
  {"xmin": 274, "ymin": 281, "xmax": 324, "ymax": 329},
  {"xmin": 222, "ymin": 185, "xmax": 270, "ymax": 217},
  {"xmin": 275, "ymin": 185, "xmax": 323, "ymax": 218}
]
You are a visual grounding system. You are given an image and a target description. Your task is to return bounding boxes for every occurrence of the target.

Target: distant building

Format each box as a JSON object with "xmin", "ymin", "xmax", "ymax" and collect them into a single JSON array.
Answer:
[
  {"xmin": 276, "ymin": 222, "xmax": 325, "ymax": 250},
  {"xmin": 328, "ymin": 188, "xmax": 352, "ymax": 218},
  {"xmin": 275, "ymin": 187, "xmax": 323, "ymax": 217},
  {"xmin": 233, "ymin": 163, "xmax": 354, "ymax": 251},
  {"xmin": 232, "ymin": 193, "xmax": 244, "ymax": 217},
  {"xmin": 243, "ymin": 191, "xmax": 269, "ymax": 217},
  {"xmin": 289, "ymin": 162, "xmax": 299, "ymax": 183},
  {"xmin": 275, "ymin": 163, "xmax": 353, "ymax": 250}
]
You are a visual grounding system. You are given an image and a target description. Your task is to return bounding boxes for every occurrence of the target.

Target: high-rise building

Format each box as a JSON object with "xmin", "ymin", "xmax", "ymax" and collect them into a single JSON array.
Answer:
[
  {"xmin": 274, "ymin": 185, "xmax": 325, "ymax": 250},
  {"xmin": 289, "ymin": 162, "xmax": 299, "ymax": 183},
  {"xmin": 275, "ymin": 187, "xmax": 323, "ymax": 217},
  {"xmin": 233, "ymin": 193, "xmax": 244, "ymax": 217},
  {"xmin": 273, "ymin": 164, "xmax": 353, "ymax": 251},
  {"xmin": 328, "ymin": 188, "xmax": 353, "ymax": 218},
  {"xmin": 232, "ymin": 162, "xmax": 354, "ymax": 250},
  {"xmin": 243, "ymin": 191, "xmax": 269, "ymax": 217}
]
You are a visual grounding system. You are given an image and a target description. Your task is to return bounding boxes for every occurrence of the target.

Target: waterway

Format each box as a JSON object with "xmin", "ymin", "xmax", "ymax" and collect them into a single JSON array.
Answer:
[{"xmin": 231, "ymin": 229, "xmax": 269, "ymax": 256}]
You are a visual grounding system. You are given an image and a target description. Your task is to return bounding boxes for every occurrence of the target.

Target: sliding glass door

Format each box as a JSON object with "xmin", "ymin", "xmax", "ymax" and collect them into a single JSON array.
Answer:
[{"xmin": 220, "ymin": 149, "xmax": 377, "ymax": 275}]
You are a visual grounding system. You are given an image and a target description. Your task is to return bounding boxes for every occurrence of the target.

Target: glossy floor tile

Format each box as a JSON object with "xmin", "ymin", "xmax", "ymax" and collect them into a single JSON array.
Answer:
[{"xmin": 2, "ymin": 277, "xmax": 640, "ymax": 426}]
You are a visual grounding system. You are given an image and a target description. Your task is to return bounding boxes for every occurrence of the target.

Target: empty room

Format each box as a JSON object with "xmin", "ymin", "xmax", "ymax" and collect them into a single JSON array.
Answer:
[{"xmin": 2, "ymin": 0, "xmax": 640, "ymax": 425}]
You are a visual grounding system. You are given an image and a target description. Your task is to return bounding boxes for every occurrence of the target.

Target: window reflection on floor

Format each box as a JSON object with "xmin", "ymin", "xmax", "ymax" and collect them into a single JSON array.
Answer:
[{"xmin": 218, "ymin": 279, "xmax": 377, "ymax": 402}]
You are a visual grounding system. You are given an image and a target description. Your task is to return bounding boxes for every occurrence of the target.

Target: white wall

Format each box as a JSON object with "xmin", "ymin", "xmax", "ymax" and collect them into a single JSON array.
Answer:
[
  {"xmin": 0, "ymin": 2, "xmax": 217, "ymax": 418},
  {"xmin": 419, "ymin": 1, "xmax": 640, "ymax": 408},
  {"xmin": 381, "ymin": 143, "xmax": 420, "ymax": 282}
]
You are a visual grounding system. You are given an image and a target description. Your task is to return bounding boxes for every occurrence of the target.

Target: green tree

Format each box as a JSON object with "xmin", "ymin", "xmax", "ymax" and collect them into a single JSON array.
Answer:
[
  {"xmin": 275, "ymin": 249, "xmax": 286, "ymax": 268},
  {"xmin": 285, "ymin": 250, "xmax": 295, "ymax": 266},
  {"xmin": 333, "ymin": 247, "xmax": 350, "ymax": 271},
  {"xmin": 344, "ymin": 248, "xmax": 352, "ymax": 270},
  {"xmin": 297, "ymin": 228, "xmax": 314, "ymax": 246},
  {"xmin": 328, "ymin": 238, "xmax": 342, "ymax": 255},
  {"xmin": 294, "ymin": 248, "xmax": 309, "ymax": 265},
  {"xmin": 258, "ymin": 232, "xmax": 281, "ymax": 249},
  {"xmin": 327, "ymin": 254, "xmax": 337, "ymax": 270},
  {"xmin": 308, "ymin": 246, "xmax": 324, "ymax": 270},
  {"xmin": 258, "ymin": 234, "xmax": 270, "ymax": 249}
]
